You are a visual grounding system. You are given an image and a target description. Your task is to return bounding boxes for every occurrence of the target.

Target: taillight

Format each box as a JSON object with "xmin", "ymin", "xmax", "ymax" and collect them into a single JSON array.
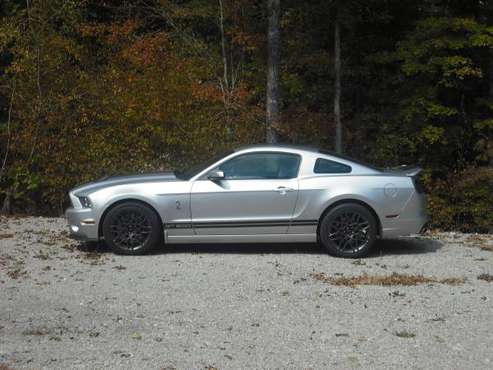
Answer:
[{"xmin": 412, "ymin": 176, "xmax": 425, "ymax": 194}]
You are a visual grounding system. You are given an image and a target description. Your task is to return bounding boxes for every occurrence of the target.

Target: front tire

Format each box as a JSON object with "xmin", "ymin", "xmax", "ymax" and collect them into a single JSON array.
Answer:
[
  {"xmin": 102, "ymin": 201, "xmax": 162, "ymax": 255},
  {"xmin": 319, "ymin": 203, "xmax": 377, "ymax": 258}
]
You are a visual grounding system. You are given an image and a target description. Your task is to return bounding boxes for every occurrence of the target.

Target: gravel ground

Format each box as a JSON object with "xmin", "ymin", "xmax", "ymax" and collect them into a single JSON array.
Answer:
[{"xmin": 1, "ymin": 216, "xmax": 492, "ymax": 370}]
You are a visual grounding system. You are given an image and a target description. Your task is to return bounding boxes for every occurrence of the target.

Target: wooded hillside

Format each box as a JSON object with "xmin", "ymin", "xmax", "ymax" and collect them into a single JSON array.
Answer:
[{"xmin": 0, "ymin": 0, "xmax": 492, "ymax": 231}]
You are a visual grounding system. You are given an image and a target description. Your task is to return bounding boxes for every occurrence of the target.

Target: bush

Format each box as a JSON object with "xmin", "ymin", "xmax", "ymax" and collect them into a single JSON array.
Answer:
[{"xmin": 427, "ymin": 167, "xmax": 493, "ymax": 233}]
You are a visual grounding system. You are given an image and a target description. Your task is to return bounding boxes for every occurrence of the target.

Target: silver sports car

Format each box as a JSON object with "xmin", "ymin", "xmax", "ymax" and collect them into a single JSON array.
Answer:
[{"xmin": 65, "ymin": 145, "xmax": 427, "ymax": 258}]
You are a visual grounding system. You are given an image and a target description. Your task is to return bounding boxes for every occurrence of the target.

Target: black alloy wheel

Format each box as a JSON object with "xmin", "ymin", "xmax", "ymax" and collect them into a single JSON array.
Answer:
[
  {"xmin": 102, "ymin": 201, "xmax": 161, "ymax": 255},
  {"xmin": 319, "ymin": 203, "xmax": 377, "ymax": 258}
]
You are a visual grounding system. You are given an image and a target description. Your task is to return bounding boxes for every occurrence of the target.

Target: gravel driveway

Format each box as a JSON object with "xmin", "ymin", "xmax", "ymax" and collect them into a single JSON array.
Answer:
[{"xmin": 1, "ymin": 216, "xmax": 492, "ymax": 369}]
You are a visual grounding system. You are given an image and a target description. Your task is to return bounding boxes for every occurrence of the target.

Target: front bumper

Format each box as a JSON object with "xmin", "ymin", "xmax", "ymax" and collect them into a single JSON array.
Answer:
[{"xmin": 65, "ymin": 207, "xmax": 99, "ymax": 241}]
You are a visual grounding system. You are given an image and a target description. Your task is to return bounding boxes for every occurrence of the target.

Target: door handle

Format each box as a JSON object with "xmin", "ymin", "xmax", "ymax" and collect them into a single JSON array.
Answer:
[{"xmin": 276, "ymin": 186, "xmax": 295, "ymax": 195}]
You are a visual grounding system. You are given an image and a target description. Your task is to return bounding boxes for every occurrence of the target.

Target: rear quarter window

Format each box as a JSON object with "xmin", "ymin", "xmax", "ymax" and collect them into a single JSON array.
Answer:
[{"xmin": 314, "ymin": 158, "xmax": 352, "ymax": 174}]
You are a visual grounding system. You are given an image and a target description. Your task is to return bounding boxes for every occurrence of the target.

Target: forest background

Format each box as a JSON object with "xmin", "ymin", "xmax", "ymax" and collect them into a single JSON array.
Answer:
[{"xmin": 0, "ymin": 0, "xmax": 492, "ymax": 232}]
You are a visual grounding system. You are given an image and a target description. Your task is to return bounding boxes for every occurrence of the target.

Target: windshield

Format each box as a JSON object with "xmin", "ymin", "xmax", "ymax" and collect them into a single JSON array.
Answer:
[{"xmin": 174, "ymin": 150, "xmax": 234, "ymax": 180}]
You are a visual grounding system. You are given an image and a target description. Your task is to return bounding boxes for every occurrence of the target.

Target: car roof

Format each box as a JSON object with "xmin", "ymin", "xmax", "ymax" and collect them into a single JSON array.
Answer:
[{"xmin": 235, "ymin": 144, "xmax": 318, "ymax": 154}]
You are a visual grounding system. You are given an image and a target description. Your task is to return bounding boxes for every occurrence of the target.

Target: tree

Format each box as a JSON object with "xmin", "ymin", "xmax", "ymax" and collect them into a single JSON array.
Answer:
[
  {"xmin": 266, "ymin": 0, "xmax": 280, "ymax": 143},
  {"xmin": 333, "ymin": 0, "xmax": 342, "ymax": 153}
]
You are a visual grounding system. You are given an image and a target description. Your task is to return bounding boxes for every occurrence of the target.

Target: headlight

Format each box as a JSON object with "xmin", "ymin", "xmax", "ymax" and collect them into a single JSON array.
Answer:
[{"xmin": 77, "ymin": 196, "xmax": 93, "ymax": 208}]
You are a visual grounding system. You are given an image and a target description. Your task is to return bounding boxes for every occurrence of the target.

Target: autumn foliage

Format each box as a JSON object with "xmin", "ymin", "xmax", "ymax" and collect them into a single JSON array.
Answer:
[{"xmin": 0, "ymin": 0, "xmax": 492, "ymax": 232}]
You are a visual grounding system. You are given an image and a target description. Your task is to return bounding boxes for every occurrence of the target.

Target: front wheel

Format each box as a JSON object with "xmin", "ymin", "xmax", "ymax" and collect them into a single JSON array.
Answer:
[
  {"xmin": 319, "ymin": 203, "xmax": 377, "ymax": 258},
  {"xmin": 102, "ymin": 201, "xmax": 162, "ymax": 255}
]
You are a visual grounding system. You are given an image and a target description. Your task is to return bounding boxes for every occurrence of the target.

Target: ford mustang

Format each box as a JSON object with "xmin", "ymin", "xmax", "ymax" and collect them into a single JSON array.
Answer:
[{"xmin": 65, "ymin": 145, "xmax": 427, "ymax": 258}]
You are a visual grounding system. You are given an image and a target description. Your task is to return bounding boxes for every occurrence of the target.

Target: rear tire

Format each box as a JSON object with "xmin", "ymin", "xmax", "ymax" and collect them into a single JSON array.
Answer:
[
  {"xmin": 319, "ymin": 203, "xmax": 377, "ymax": 258},
  {"xmin": 102, "ymin": 201, "xmax": 161, "ymax": 255}
]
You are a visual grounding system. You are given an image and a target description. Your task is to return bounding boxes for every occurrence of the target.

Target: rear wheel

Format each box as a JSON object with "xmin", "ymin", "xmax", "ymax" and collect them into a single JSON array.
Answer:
[
  {"xmin": 102, "ymin": 201, "xmax": 161, "ymax": 255},
  {"xmin": 319, "ymin": 203, "xmax": 377, "ymax": 258}
]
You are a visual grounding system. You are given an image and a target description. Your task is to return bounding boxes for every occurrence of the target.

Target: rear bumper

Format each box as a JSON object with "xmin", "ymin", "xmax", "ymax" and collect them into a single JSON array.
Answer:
[
  {"xmin": 65, "ymin": 207, "xmax": 99, "ymax": 242},
  {"xmin": 381, "ymin": 191, "xmax": 428, "ymax": 238},
  {"xmin": 381, "ymin": 216, "xmax": 428, "ymax": 238}
]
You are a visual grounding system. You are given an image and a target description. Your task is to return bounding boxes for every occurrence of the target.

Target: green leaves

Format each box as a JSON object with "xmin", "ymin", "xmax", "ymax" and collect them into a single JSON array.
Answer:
[
  {"xmin": 399, "ymin": 17, "xmax": 489, "ymax": 83},
  {"xmin": 420, "ymin": 125, "xmax": 445, "ymax": 144}
]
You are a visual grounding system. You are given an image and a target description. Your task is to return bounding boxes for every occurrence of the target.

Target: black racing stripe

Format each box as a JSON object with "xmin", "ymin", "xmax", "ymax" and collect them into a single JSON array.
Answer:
[
  {"xmin": 164, "ymin": 219, "xmax": 318, "ymax": 229},
  {"xmin": 164, "ymin": 223, "xmax": 192, "ymax": 229},
  {"xmin": 194, "ymin": 223, "xmax": 290, "ymax": 229},
  {"xmin": 291, "ymin": 220, "xmax": 318, "ymax": 225}
]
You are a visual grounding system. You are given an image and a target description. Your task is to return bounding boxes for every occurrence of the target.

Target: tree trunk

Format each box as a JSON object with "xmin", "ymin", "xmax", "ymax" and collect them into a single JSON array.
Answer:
[
  {"xmin": 266, "ymin": 0, "xmax": 280, "ymax": 143},
  {"xmin": 0, "ymin": 84, "xmax": 15, "ymax": 182},
  {"xmin": 489, "ymin": 49, "xmax": 493, "ymax": 100},
  {"xmin": 219, "ymin": 0, "xmax": 228, "ymax": 91},
  {"xmin": 490, "ymin": 48, "xmax": 493, "ymax": 166},
  {"xmin": 1, "ymin": 187, "xmax": 12, "ymax": 215},
  {"xmin": 218, "ymin": 0, "xmax": 233, "ymax": 138},
  {"xmin": 333, "ymin": 3, "xmax": 342, "ymax": 153}
]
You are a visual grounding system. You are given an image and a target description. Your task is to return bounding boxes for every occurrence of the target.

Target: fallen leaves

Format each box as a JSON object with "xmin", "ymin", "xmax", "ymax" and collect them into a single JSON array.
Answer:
[
  {"xmin": 22, "ymin": 327, "xmax": 51, "ymax": 336},
  {"xmin": 477, "ymin": 273, "xmax": 493, "ymax": 282},
  {"xmin": 76, "ymin": 251, "xmax": 106, "ymax": 265},
  {"xmin": 6, "ymin": 269, "xmax": 28, "ymax": 280},
  {"xmin": 311, "ymin": 272, "xmax": 465, "ymax": 287},
  {"xmin": 464, "ymin": 234, "xmax": 493, "ymax": 252}
]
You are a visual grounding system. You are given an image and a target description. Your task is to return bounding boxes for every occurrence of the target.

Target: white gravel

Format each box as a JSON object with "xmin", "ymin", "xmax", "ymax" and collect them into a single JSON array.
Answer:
[{"xmin": 1, "ymin": 216, "xmax": 492, "ymax": 369}]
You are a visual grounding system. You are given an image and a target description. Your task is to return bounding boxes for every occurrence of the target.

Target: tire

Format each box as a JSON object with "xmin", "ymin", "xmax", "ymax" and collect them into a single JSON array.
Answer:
[
  {"xmin": 102, "ymin": 201, "xmax": 162, "ymax": 255},
  {"xmin": 319, "ymin": 203, "xmax": 377, "ymax": 258}
]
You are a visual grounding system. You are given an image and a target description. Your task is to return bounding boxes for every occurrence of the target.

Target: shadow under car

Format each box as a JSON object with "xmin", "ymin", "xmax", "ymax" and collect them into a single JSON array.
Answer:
[{"xmin": 75, "ymin": 236, "xmax": 443, "ymax": 257}]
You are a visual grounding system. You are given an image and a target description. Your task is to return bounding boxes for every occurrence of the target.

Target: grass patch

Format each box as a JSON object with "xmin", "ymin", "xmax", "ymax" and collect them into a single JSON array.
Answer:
[
  {"xmin": 478, "ymin": 273, "xmax": 493, "ymax": 282},
  {"xmin": 351, "ymin": 259, "xmax": 366, "ymax": 266},
  {"xmin": 395, "ymin": 330, "xmax": 416, "ymax": 338},
  {"xmin": 311, "ymin": 272, "xmax": 465, "ymax": 287}
]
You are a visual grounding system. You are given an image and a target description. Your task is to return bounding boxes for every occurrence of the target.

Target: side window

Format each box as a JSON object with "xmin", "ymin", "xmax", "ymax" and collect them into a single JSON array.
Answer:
[
  {"xmin": 218, "ymin": 152, "xmax": 301, "ymax": 180},
  {"xmin": 314, "ymin": 158, "xmax": 351, "ymax": 174}
]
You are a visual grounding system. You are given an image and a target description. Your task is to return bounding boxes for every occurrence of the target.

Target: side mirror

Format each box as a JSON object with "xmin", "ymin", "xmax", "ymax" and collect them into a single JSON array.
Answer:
[{"xmin": 207, "ymin": 170, "xmax": 225, "ymax": 181}]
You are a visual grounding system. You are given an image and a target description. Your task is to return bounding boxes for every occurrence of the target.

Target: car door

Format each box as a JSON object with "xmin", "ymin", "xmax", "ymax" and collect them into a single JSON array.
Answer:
[{"xmin": 190, "ymin": 152, "xmax": 301, "ymax": 235}]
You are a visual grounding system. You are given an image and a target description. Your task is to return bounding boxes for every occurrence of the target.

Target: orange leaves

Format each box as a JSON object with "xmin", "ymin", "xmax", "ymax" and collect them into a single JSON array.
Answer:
[
  {"xmin": 228, "ymin": 27, "xmax": 261, "ymax": 52},
  {"xmin": 120, "ymin": 32, "xmax": 170, "ymax": 68},
  {"xmin": 47, "ymin": 34, "xmax": 81, "ymax": 61},
  {"xmin": 231, "ymin": 85, "xmax": 251, "ymax": 104},
  {"xmin": 78, "ymin": 20, "xmax": 138, "ymax": 43},
  {"xmin": 80, "ymin": 20, "xmax": 171, "ymax": 69},
  {"xmin": 0, "ymin": 2, "xmax": 266, "ymax": 213},
  {"xmin": 191, "ymin": 82, "xmax": 223, "ymax": 102}
]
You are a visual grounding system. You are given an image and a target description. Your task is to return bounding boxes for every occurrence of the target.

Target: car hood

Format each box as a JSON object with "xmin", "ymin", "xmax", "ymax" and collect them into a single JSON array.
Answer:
[{"xmin": 71, "ymin": 171, "xmax": 179, "ymax": 196}]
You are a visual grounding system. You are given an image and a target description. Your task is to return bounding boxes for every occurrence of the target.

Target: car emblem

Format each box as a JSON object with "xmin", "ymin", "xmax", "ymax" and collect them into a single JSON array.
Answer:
[{"xmin": 384, "ymin": 183, "xmax": 398, "ymax": 198}]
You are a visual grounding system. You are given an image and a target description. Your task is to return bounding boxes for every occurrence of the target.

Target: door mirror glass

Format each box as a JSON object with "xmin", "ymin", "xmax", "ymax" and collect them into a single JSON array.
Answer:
[{"xmin": 207, "ymin": 170, "xmax": 225, "ymax": 181}]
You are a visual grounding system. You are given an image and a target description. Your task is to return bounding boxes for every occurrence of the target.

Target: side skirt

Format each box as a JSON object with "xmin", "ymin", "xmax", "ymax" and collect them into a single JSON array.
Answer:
[{"xmin": 165, "ymin": 233, "xmax": 317, "ymax": 244}]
